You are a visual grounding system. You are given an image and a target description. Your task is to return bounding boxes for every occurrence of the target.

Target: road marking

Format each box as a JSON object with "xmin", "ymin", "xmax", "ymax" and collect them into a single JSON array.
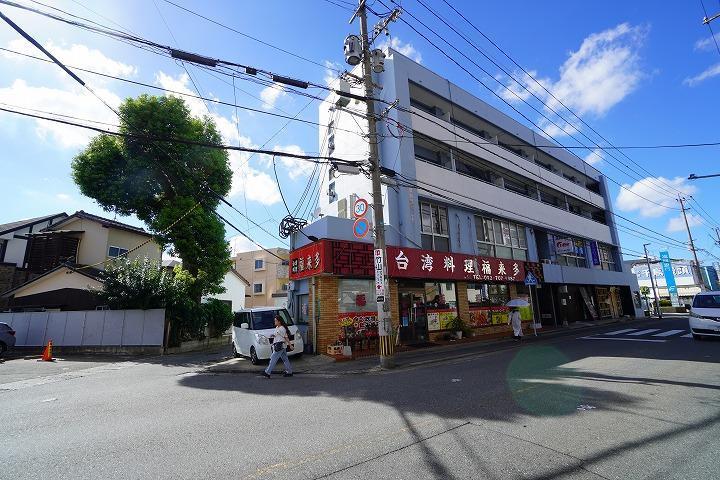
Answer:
[
  {"xmin": 627, "ymin": 329, "xmax": 661, "ymax": 336},
  {"xmin": 578, "ymin": 337, "xmax": 667, "ymax": 343},
  {"xmin": 652, "ymin": 329, "xmax": 686, "ymax": 337},
  {"xmin": 602, "ymin": 328, "xmax": 638, "ymax": 336}
]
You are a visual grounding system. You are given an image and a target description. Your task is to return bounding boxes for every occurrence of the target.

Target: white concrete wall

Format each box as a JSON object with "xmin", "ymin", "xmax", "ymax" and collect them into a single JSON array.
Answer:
[
  {"xmin": 202, "ymin": 271, "xmax": 246, "ymax": 312},
  {"xmin": 1, "ymin": 309, "xmax": 165, "ymax": 346}
]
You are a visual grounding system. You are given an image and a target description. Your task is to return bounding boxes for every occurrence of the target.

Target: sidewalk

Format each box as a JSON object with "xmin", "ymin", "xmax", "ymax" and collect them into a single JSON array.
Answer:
[{"xmin": 205, "ymin": 315, "xmax": 648, "ymax": 376}]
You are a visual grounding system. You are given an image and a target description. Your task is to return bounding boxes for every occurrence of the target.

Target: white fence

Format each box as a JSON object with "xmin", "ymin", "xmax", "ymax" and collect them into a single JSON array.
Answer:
[{"xmin": 0, "ymin": 309, "xmax": 165, "ymax": 347}]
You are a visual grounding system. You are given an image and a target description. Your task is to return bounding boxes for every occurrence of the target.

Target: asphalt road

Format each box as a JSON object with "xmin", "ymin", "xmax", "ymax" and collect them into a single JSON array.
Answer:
[{"xmin": 1, "ymin": 315, "xmax": 718, "ymax": 479}]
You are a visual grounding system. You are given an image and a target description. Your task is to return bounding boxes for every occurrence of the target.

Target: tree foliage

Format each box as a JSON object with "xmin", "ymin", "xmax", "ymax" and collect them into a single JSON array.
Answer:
[
  {"xmin": 98, "ymin": 258, "xmax": 206, "ymax": 344},
  {"xmin": 201, "ymin": 298, "xmax": 234, "ymax": 338},
  {"xmin": 72, "ymin": 94, "xmax": 232, "ymax": 298}
]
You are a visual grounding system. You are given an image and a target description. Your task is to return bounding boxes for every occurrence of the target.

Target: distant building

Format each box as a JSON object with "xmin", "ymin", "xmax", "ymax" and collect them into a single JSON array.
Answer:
[
  {"xmin": 625, "ymin": 258, "xmax": 704, "ymax": 305},
  {"xmin": 233, "ymin": 248, "xmax": 289, "ymax": 308}
]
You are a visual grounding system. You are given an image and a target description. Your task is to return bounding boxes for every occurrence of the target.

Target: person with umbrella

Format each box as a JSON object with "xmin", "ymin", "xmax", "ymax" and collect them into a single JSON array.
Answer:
[{"xmin": 506, "ymin": 299, "xmax": 529, "ymax": 341}]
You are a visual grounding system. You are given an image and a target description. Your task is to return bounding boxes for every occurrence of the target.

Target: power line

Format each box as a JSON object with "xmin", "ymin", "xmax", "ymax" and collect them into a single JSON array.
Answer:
[
  {"xmin": 385, "ymin": 0, "xmax": 682, "ymax": 201},
  {"xmin": 700, "ymin": 0, "xmax": 720, "ymax": 57},
  {"xmin": 162, "ymin": 0, "xmax": 339, "ymax": 72},
  {"xmin": 439, "ymin": 0, "xmax": 691, "ymax": 199},
  {"xmin": 0, "ymin": 47, "xmax": 367, "ymax": 139},
  {"xmin": 375, "ymin": 3, "xmax": 682, "ymax": 211}
]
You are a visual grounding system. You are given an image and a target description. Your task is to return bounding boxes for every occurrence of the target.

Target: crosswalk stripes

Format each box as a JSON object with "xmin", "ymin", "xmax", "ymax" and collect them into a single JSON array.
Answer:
[
  {"xmin": 652, "ymin": 329, "xmax": 686, "ymax": 337},
  {"xmin": 578, "ymin": 327, "xmax": 693, "ymax": 342},
  {"xmin": 603, "ymin": 328, "xmax": 638, "ymax": 336},
  {"xmin": 628, "ymin": 329, "xmax": 661, "ymax": 336}
]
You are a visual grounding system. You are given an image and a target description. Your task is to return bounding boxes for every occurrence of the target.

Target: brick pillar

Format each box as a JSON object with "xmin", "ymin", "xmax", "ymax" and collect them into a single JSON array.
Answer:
[
  {"xmin": 313, "ymin": 275, "xmax": 339, "ymax": 355},
  {"xmin": 389, "ymin": 279, "xmax": 399, "ymax": 330},
  {"xmin": 456, "ymin": 281, "xmax": 469, "ymax": 322}
]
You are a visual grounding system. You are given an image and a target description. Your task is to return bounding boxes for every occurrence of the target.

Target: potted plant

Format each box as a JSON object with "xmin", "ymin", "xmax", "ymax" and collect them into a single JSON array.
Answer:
[{"xmin": 446, "ymin": 316, "xmax": 471, "ymax": 339}]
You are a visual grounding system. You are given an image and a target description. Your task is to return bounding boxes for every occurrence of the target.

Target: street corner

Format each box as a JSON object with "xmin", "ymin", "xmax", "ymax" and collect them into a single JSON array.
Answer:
[
  {"xmin": 0, "ymin": 353, "xmax": 120, "ymax": 386},
  {"xmin": 203, "ymin": 352, "xmax": 348, "ymax": 375}
]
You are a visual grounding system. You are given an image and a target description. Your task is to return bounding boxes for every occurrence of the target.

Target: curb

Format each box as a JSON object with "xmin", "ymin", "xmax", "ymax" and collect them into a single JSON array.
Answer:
[{"xmin": 204, "ymin": 316, "xmax": 663, "ymax": 376}]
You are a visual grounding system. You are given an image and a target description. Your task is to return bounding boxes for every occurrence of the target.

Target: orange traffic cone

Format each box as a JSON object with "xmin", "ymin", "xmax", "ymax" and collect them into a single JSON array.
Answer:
[{"xmin": 41, "ymin": 340, "xmax": 53, "ymax": 362}]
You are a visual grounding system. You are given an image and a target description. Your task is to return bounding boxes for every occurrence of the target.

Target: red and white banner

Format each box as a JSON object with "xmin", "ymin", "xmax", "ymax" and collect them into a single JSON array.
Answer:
[{"xmin": 386, "ymin": 246, "xmax": 525, "ymax": 283}]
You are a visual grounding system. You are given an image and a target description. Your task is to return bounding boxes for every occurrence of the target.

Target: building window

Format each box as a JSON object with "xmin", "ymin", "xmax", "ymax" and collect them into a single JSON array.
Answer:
[
  {"xmin": 475, "ymin": 216, "xmax": 527, "ymax": 260},
  {"xmin": 108, "ymin": 246, "xmax": 129, "ymax": 258},
  {"xmin": 253, "ymin": 283, "xmax": 264, "ymax": 294},
  {"xmin": 338, "ymin": 279, "xmax": 378, "ymax": 313},
  {"xmin": 549, "ymin": 235, "xmax": 587, "ymax": 268},
  {"xmin": 254, "ymin": 259, "xmax": 264, "ymax": 270},
  {"xmin": 413, "ymin": 135, "xmax": 452, "ymax": 169},
  {"xmin": 599, "ymin": 244, "xmax": 616, "ymax": 271},
  {"xmin": 281, "ymin": 283, "xmax": 289, "ymax": 291},
  {"xmin": 420, "ymin": 203, "xmax": 450, "ymax": 251}
]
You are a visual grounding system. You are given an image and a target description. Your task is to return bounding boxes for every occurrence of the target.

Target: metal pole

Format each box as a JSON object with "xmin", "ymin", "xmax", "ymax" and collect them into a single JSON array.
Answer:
[
  {"xmin": 356, "ymin": 1, "xmax": 394, "ymax": 368},
  {"xmin": 678, "ymin": 196, "xmax": 705, "ymax": 292},
  {"xmin": 529, "ymin": 285, "xmax": 537, "ymax": 337},
  {"xmin": 643, "ymin": 243, "xmax": 663, "ymax": 319}
]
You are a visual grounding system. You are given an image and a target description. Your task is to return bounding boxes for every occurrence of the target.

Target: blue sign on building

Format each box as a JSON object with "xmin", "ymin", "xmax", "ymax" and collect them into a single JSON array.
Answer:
[{"xmin": 659, "ymin": 251, "xmax": 680, "ymax": 307}]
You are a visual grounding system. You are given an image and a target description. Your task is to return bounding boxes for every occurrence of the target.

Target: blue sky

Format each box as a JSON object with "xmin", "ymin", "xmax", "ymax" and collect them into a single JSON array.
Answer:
[{"xmin": 1, "ymin": 0, "xmax": 719, "ymax": 265}]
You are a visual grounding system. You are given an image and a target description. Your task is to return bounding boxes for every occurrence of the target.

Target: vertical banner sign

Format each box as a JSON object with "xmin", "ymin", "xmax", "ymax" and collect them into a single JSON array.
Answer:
[
  {"xmin": 659, "ymin": 250, "xmax": 680, "ymax": 307},
  {"xmin": 590, "ymin": 241, "xmax": 600, "ymax": 266},
  {"xmin": 374, "ymin": 248, "xmax": 385, "ymax": 302}
]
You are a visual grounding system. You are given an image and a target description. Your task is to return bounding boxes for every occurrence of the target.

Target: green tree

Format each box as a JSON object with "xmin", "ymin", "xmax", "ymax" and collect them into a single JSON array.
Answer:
[
  {"xmin": 201, "ymin": 298, "xmax": 234, "ymax": 338},
  {"xmin": 640, "ymin": 286, "xmax": 650, "ymax": 296},
  {"xmin": 72, "ymin": 94, "xmax": 232, "ymax": 299},
  {"xmin": 98, "ymin": 258, "xmax": 205, "ymax": 344}
]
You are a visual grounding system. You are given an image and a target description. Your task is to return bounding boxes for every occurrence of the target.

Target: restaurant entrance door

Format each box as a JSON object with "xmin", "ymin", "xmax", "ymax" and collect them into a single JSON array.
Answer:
[{"xmin": 398, "ymin": 287, "xmax": 429, "ymax": 344}]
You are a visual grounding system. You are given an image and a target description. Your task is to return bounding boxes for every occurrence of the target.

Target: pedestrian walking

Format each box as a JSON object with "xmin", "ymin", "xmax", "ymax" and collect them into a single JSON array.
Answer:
[
  {"xmin": 262, "ymin": 315, "xmax": 293, "ymax": 378},
  {"xmin": 508, "ymin": 306, "xmax": 523, "ymax": 341}
]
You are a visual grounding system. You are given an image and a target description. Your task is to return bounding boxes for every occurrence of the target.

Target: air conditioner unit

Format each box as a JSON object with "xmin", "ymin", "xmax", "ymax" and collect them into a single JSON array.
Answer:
[{"xmin": 541, "ymin": 259, "xmax": 552, "ymax": 264}]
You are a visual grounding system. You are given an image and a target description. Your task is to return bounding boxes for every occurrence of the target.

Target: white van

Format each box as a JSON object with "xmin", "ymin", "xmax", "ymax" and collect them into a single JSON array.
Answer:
[{"xmin": 231, "ymin": 307, "xmax": 303, "ymax": 364}]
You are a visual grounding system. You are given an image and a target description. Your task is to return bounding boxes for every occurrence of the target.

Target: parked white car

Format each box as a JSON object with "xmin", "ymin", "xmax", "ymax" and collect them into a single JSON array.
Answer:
[
  {"xmin": 689, "ymin": 291, "xmax": 720, "ymax": 340},
  {"xmin": 231, "ymin": 307, "xmax": 303, "ymax": 364}
]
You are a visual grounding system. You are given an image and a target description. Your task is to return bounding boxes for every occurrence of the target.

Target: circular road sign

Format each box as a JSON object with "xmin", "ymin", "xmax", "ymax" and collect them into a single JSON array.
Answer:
[
  {"xmin": 353, "ymin": 217, "xmax": 370, "ymax": 239},
  {"xmin": 353, "ymin": 198, "xmax": 369, "ymax": 218}
]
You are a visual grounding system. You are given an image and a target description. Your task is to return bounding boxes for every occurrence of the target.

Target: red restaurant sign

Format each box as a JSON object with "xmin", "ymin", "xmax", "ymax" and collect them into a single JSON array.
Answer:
[
  {"xmin": 289, "ymin": 241, "xmax": 332, "ymax": 280},
  {"xmin": 386, "ymin": 246, "xmax": 525, "ymax": 283}
]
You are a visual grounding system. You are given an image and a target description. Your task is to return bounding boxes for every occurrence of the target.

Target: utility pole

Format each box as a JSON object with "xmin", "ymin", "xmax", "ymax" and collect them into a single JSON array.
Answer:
[
  {"xmin": 643, "ymin": 243, "xmax": 662, "ymax": 319},
  {"xmin": 678, "ymin": 195, "xmax": 705, "ymax": 292},
  {"xmin": 351, "ymin": 0, "xmax": 395, "ymax": 368}
]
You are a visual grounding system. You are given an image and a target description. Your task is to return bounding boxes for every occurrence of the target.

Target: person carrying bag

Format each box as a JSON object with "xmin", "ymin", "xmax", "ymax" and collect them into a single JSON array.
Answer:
[{"xmin": 262, "ymin": 315, "xmax": 293, "ymax": 378}]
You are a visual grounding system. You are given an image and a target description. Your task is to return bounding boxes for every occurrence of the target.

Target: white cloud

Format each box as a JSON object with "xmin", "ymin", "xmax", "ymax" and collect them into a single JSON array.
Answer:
[
  {"xmin": 260, "ymin": 83, "xmax": 287, "ymax": 110},
  {"xmin": 694, "ymin": 33, "xmax": 720, "ymax": 51},
  {"xmin": 496, "ymin": 23, "xmax": 647, "ymax": 137},
  {"xmin": 3, "ymin": 39, "xmax": 136, "ymax": 77},
  {"xmin": 666, "ymin": 213, "xmax": 703, "ymax": 233},
  {"xmin": 379, "ymin": 37, "xmax": 422, "ymax": 63},
  {"xmin": 583, "ymin": 148, "xmax": 603, "ymax": 166},
  {"xmin": 0, "ymin": 79, "xmax": 120, "ymax": 148},
  {"xmin": 323, "ymin": 60, "xmax": 342, "ymax": 86},
  {"xmin": 56, "ymin": 193, "xmax": 72, "ymax": 201},
  {"xmin": 615, "ymin": 176, "xmax": 696, "ymax": 218},
  {"xmin": 683, "ymin": 63, "xmax": 720, "ymax": 87},
  {"xmin": 229, "ymin": 234, "xmax": 261, "ymax": 256},
  {"xmin": 273, "ymin": 144, "xmax": 315, "ymax": 179},
  {"xmin": 228, "ymin": 151, "xmax": 281, "ymax": 205}
]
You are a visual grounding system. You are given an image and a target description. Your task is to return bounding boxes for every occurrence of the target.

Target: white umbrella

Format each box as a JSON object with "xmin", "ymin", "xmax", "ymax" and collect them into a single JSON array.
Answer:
[{"xmin": 506, "ymin": 299, "xmax": 530, "ymax": 307}]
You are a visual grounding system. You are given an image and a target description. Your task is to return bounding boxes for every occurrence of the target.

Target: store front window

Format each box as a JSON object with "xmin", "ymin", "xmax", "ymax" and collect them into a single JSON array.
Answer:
[
  {"xmin": 398, "ymin": 281, "xmax": 457, "ymax": 343},
  {"xmin": 466, "ymin": 282, "xmax": 510, "ymax": 327},
  {"xmin": 598, "ymin": 244, "xmax": 616, "ymax": 271},
  {"xmin": 337, "ymin": 279, "xmax": 379, "ymax": 352}
]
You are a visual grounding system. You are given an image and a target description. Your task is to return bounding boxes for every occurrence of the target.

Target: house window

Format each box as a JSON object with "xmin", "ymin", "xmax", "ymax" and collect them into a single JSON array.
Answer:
[
  {"xmin": 420, "ymin": 202, "xmax": 450, "ymax": 252},
  {"xmin": 599, "ymin": 244, "xmax": 616, "ymax": 271},
  {"xmin": 108, "ymin": 246, "xmax": 129, "ymax": 258},
  {"xmin": 475, "ymin": 216, "xmax": 527, "ymax": 260},
  {"xmin": 254, "ymin": 259, "xmax": 264, "ymax": 270},
  {"xmin": 253, "ymin": 283, "xmax": 264, "ymax": 294}
]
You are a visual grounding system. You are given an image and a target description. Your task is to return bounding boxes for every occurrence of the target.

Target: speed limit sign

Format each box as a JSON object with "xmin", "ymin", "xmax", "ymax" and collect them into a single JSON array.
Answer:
[{"xmin": 353, "ymin": 198, "xmax": 369, "ymax": 218}]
